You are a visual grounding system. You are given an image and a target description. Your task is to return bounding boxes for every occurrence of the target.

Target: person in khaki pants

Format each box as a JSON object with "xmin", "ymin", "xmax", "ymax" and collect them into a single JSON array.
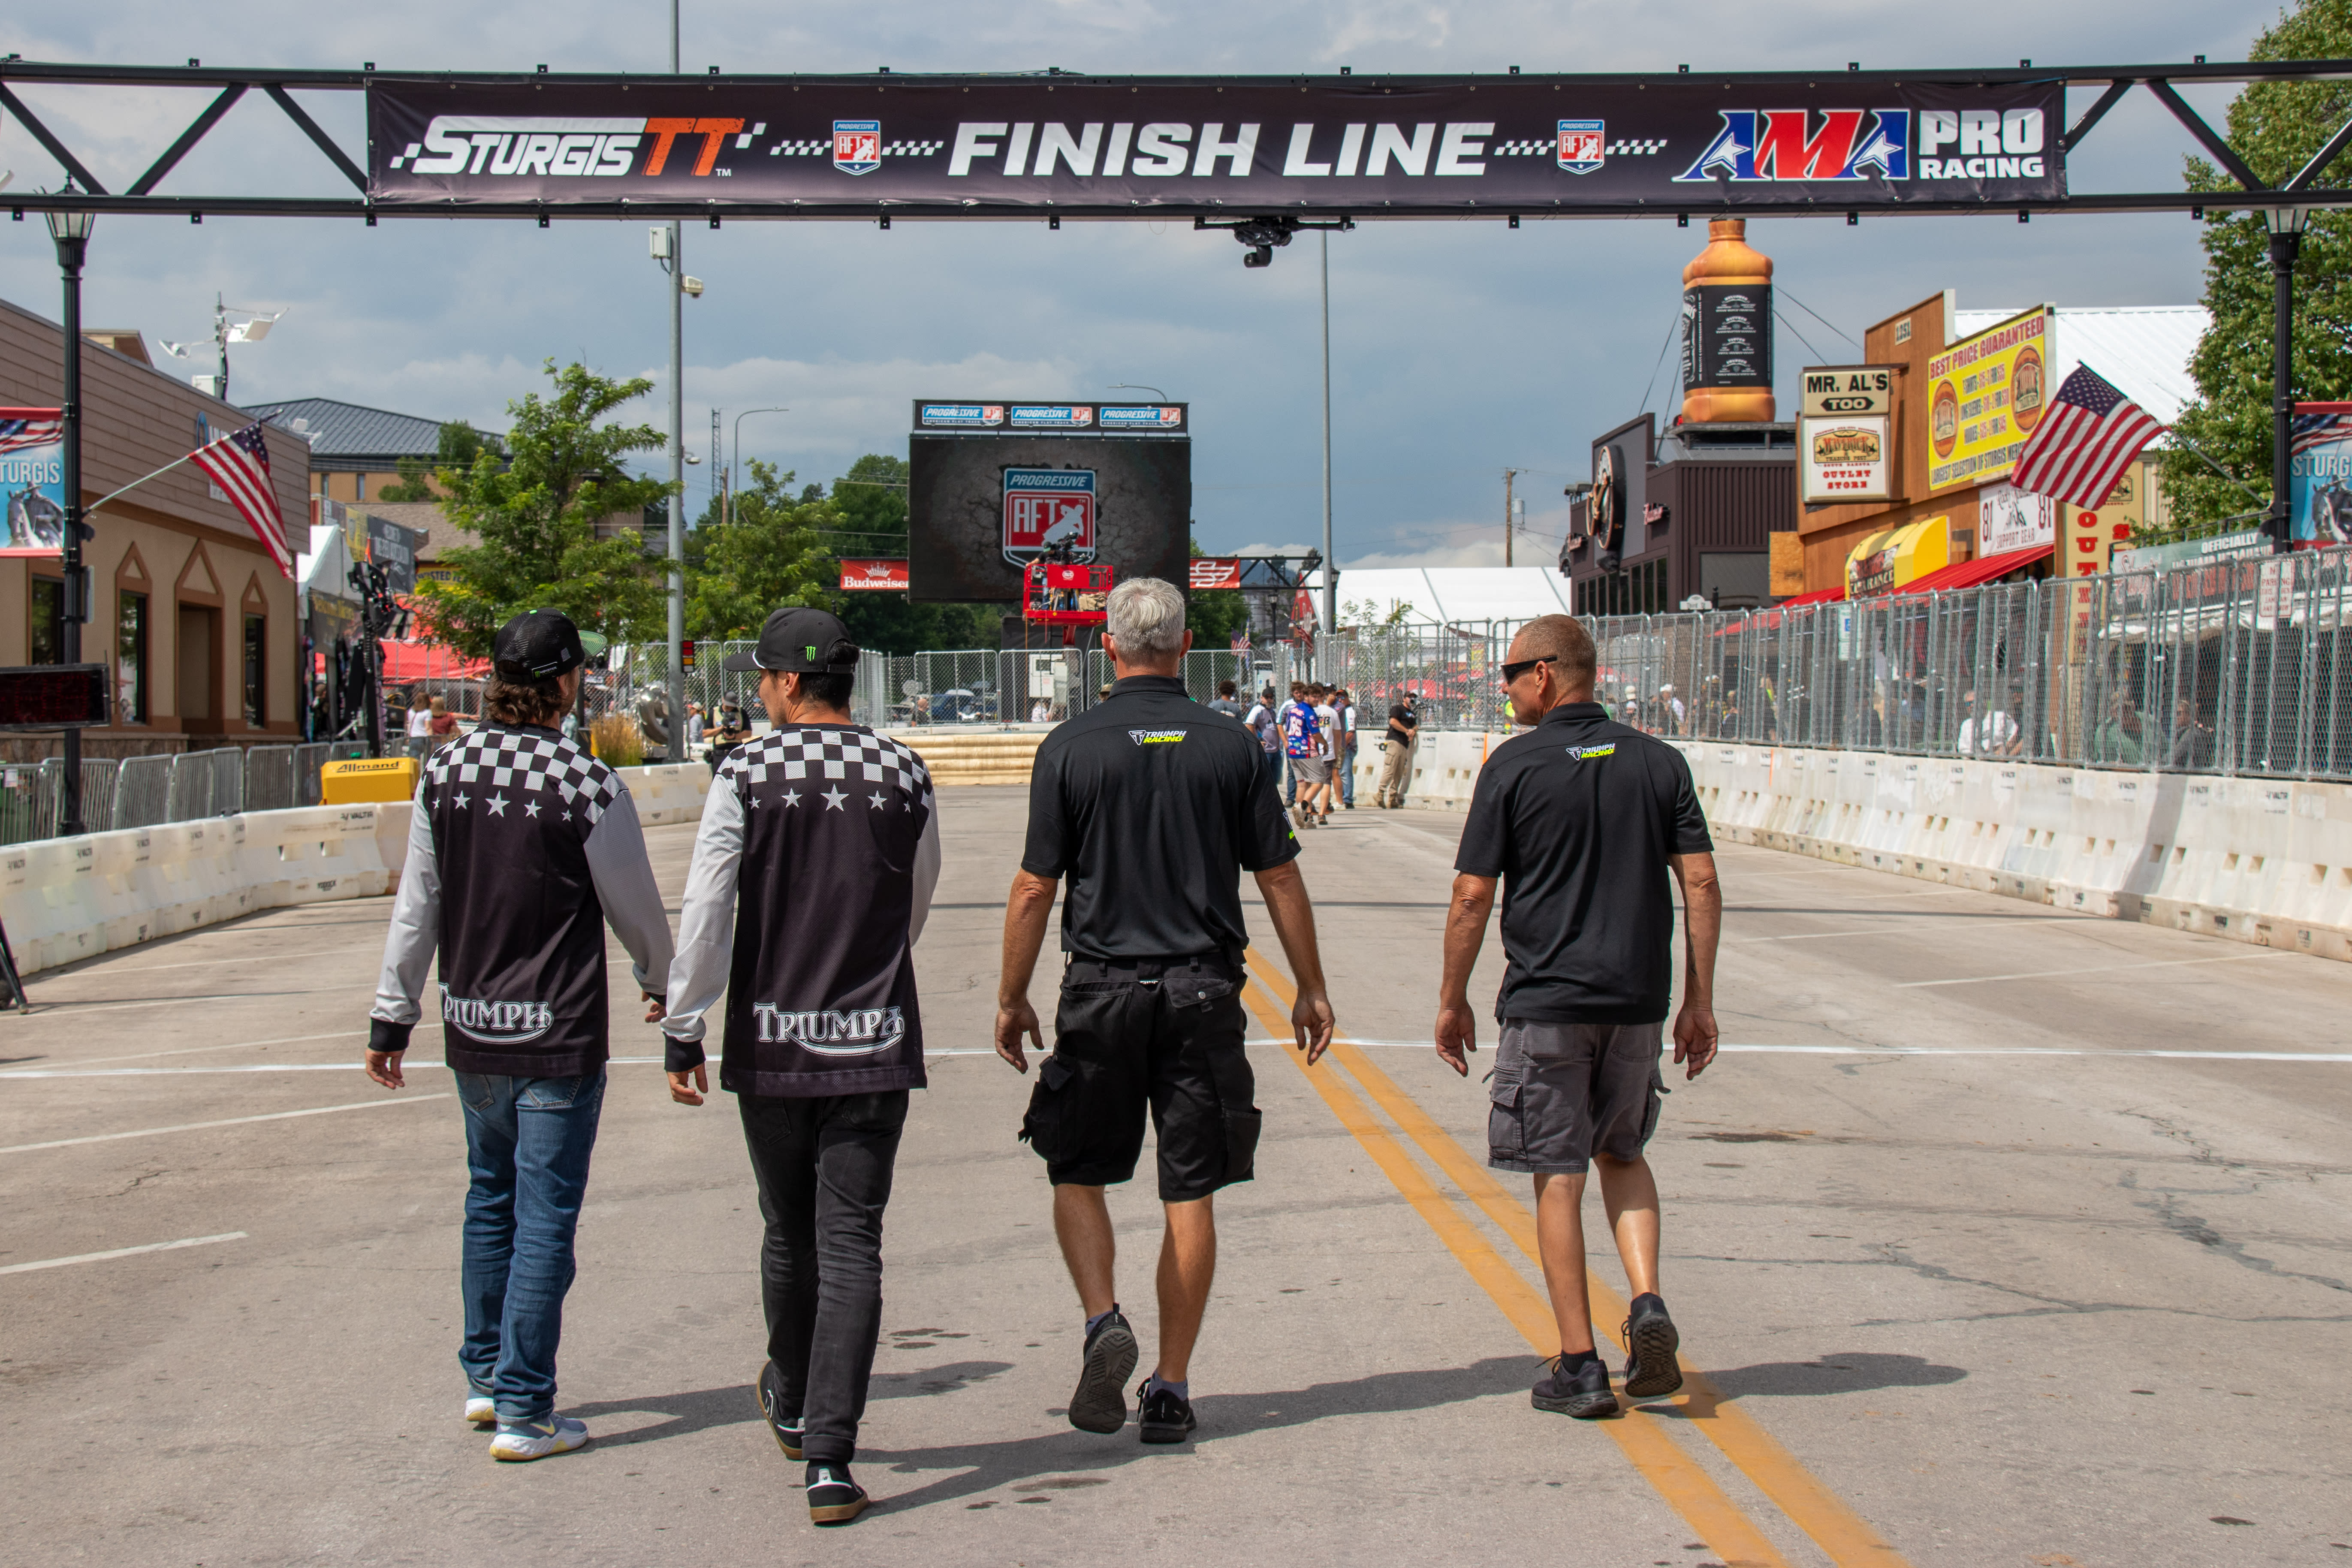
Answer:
[{"xmin": 1377, "ymin": 693, "xmax": 1419, "ymax": 807}]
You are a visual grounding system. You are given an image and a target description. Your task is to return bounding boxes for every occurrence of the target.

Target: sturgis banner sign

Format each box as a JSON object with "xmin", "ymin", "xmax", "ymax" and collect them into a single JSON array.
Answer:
[{"xmin": 367, "ymin": 76, "xmax": 2066, "ymax": 217}]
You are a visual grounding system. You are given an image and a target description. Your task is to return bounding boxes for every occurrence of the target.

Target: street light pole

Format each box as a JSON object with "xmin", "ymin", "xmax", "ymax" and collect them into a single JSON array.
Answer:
[
  {"xmin": 732, "ymin": 406, "xmax": 790, "ymax": 502},
  {"xmin": 1319, "ymin": 230, "xmax": 1335, "ymax": 670},
  {"xmin": 664, "ymin": 0, "xmax": 686, "ymax": 757},
  {"xmin": 2267, "ymin": 205, "xmax": 2308, "ymax": 555},
  {"xmin": 48, "ymin": 196, "xmax": 95, "ymax": 838}
]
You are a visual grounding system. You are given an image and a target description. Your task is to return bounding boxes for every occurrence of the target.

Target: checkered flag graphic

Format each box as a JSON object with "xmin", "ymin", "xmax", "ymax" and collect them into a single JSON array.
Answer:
[
  {"xmin": 771, "ymin": 140, "xmax": 831, "ymax": 157},
  {"xmin": 882, "ymin": 140, "xmax": 945, "ymax": 157},
  {"xmin": 1607, "ymin": 139, "xmax": 1669, "ymax": 155},
  {"xmin": 726, "ymin": 728, "xmax": 934, "ymax": 807},
  {"xmin": 428, "ymin": 728, "xmax": 624, "ymax": 826},
  {"xmin": 1493, "ymin": 140, "xmax": 1554, "ymax": 157}
]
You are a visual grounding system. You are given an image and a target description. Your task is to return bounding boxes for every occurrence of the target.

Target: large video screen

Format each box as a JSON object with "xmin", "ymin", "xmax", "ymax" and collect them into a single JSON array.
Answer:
[{"xmin": 908, "ymin": 426, "xmax": 1191, "ymax": 604}]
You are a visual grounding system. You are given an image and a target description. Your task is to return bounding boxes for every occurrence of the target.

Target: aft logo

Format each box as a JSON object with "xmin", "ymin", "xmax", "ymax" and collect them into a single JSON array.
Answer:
[
  {"xmin": 1557, "ymin": 119, "xmax": 1604, "ymax": 175},
  {"xmin": 443, "ymin": 994, "xmax": 556, "ymax": 1045},
  {"xmin": 833, "ymin": 119, "xmax": 881, "ymax": 176},
  {"xmin": 1002, "ymin": 468, "xmax": 1097, "ymax": 567},
  {"xmin": 1127, "ymin": 729, "xmax": 1188, "ymax": 746},
  {"xmin": 754, "ymin": 1004, "xmax": 907, "ymax": 1055},
  {"xmin": 1674, "ymin": 109, "xmax": 1909, "ymax": 182}
]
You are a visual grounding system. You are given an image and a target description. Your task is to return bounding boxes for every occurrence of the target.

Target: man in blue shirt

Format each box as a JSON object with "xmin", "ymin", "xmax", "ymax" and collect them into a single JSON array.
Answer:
[{"xmin": 1281, "ymin": 683, "xmax": 1328, "ymax": 829}]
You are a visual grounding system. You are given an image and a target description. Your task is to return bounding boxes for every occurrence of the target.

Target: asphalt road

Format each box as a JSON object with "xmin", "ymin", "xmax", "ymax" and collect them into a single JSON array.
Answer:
[{"xmin": 1, "ymin": 785, "xmax": 2346, "ymax": 1568}]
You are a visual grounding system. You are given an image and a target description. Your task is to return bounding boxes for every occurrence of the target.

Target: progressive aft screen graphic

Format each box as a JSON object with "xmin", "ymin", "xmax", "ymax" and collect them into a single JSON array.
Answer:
[
  {"xmin": 368, "ymin": 77, "xmax": 2064, "ymax": 212},
  {"xmin": 907, "ymin": 416, "xmax": 1189, "ymax": 603}
]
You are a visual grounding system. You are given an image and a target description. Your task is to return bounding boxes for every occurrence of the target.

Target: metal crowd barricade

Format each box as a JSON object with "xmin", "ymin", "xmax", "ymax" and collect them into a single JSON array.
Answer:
[
  {"xmin": 112, "ymin": 754, "xmax": 172, "ymax": 829},
  {"xmin": 242, "ymin": 745, "xmax": 298, "ymax": 813},
  {"xmin": 167, "ymin": 747, "xmax": 245, "ymax": 820},
  {"xmin": 293, "ymin": 742, "xmax": 331, "ymax": 806}
]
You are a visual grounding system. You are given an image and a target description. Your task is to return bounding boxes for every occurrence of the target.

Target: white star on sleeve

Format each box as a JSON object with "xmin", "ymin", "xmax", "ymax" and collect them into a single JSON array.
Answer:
[
  {"xmin": 488, "ymin": 795, "xmax": 509, "ymax": 816},
  {"xmin": 783, "ymin": 788, "xmax": 801, "ymax": 807},
  {"xmin": 524, "ymin": 799, "xmax": 541, "ymax": 817},
  {"xmin": 869, "ymin": 790, "xmax": 888, "ymax": 810},
  {"xmin": 453, "ymin": 792, "xmax": 470, "ymax": 809},
  {"xmin": 821, "ymin": 787, "xmax": 847, "ymax": 811}
]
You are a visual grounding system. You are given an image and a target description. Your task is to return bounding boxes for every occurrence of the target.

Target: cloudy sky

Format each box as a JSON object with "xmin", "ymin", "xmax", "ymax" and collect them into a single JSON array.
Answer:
[{"xmin": 0, "ymin": 3, "xmax": 2273, "ymax": 568}]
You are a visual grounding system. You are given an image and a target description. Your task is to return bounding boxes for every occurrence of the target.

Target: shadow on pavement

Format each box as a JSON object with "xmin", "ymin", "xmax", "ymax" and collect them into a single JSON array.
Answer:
[
  {"xmin": 562, "ymin": 1384, "xmax": 760, "ymax": 1447},
  {"xmin": 863, "ymin": 1355, "xmax": 1531, "ymax": 1516},
  {"xmin": 1693, "ymin": 1353, "xmax": 1968, "ymax": 1399}
]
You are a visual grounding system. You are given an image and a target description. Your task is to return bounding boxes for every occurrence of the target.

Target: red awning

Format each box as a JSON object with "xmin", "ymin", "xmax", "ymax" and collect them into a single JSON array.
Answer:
[
  {"xmin": 1775, "ymin": 586, "xmax": 1847, "ymax": 606},
  {"xmin": 380, "ymin": 639, "xmax": 490, "ymax": 682},
  {"xmin": 1893, "ymin": 544, "xmax": 2053, "ymax": 595}
]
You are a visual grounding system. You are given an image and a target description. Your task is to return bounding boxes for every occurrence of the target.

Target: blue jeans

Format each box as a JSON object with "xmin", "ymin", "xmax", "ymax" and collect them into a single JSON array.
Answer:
[
  {"xmin": 455, "ymin": 1069, "xmax": 606, "ymax": 1423},
  {"xmin": 1263, "ymin": 748, "xmax": 1286, "ymax": 806},
  {"xmin": 1339, "ymin": 739, "xmax": 1357, "ymax": 805}
]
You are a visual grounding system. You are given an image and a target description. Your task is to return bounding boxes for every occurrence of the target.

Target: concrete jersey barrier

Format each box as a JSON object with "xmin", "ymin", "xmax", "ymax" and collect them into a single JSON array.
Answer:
[{"xmin": 1, "ymin": 763, "xmax": 711, "ymax": 980}]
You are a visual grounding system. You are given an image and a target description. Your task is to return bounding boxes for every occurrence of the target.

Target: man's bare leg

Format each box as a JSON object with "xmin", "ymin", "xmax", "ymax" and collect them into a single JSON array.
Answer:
[
  {"xmin": 1054, "ymin": 1183, "xmax": 1116, "ymax": 1318},
  {"xmin": 1151, "ymin": 1196, "xmax": 1216, "ymax": 1383},
  {"xmin": 1594, "ymin": 1152, "xmax": 1661, "ymax": 1299},
  {"xmin": 1532, "ymin": 1172, "xmax": 1597, "ymax": 1355}
]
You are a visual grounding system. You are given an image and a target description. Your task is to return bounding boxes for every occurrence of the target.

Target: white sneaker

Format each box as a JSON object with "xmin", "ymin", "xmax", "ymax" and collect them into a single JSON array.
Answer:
[
  {"xmin": 466, "ymin": 1395, "xmax": 496, "ymax": 1425},
  {"xmin": 489, "ymin": 1414, "xmax": 589, "ymax": 1461}
]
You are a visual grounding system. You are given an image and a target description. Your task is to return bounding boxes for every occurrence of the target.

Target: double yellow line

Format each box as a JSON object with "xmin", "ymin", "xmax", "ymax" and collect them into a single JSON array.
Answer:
[{"xmin": 1240, "ymin": 950, "xmax": 1909, "ymax": 1568}]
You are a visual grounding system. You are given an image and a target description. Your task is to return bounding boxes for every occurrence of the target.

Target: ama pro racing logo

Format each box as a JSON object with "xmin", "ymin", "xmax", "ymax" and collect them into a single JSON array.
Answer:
[
  {"xmin": 754, "ymin": 1005, "xmax": 906, "ymax": 1056},
  {"xmin": 1674, "ymin": 110, "xmax": 1909, "ymax": 182},
  {"xmin": 443, "ymin": 993, "xmax": 557, "ymax": 1045}
]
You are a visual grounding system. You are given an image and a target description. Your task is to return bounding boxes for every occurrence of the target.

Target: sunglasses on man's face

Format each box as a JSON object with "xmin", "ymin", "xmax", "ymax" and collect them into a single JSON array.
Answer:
[{"xmin": 1500, "ymin": 655, "xmax": 1556, "ymax": 684}]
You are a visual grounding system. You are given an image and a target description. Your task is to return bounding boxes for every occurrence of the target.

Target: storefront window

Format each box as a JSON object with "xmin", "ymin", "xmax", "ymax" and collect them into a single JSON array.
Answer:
[
  {"xmin": 242, "ymin": 614, "xmax": 266, "ymax": 727},
  {"xmin": 29, "ymin": 578, "xmax": 64, "ymax": 664},
  {"xmin": 118, "ymin": 591, "xmax": 148, "ymax": 724}
]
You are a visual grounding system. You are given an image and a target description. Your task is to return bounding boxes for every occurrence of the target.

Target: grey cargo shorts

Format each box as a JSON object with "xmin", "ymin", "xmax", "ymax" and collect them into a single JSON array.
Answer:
[{"xmin": 1487, "ymin": 1019, "xmax": 1667, "ymax": 1175}]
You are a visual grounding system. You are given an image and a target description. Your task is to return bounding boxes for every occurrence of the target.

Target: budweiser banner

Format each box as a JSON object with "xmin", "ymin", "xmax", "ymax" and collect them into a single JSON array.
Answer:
[
  {"xmin": 838, "ymin": 558, "xmax": 911, "ymax": 591},
  {"xmin": 366, "ymin": 76, "xmax": 2066, "ymax": 214}
]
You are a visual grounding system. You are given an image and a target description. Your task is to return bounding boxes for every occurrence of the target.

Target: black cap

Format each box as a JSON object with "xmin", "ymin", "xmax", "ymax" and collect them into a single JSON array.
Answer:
[
  {"xmin": 493, "ymin": 609, "xmax": 586, "ymax": 682},
  {"xmin": 722, "ymin": 606, "xmax": 861, "ymax": 674}
]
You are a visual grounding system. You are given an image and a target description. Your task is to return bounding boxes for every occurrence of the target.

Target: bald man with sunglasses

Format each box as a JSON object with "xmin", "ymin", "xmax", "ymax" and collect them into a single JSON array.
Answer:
[{"xmin": 1434, "ymin": 614, "xmax": 1721, "ymax": 1421}]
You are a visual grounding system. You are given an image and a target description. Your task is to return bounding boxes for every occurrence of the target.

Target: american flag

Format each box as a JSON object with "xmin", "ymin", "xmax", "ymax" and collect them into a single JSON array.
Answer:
[
  {"xmin": 190, "ymin": 422, "xmax": 293, "ymax": 579},
  {"xmin": 2291, "ymin": 407, "xmax": 2352, "ymax": 459},
  {"xmin": 2011, "ymin": 363, "xmax": 2165, "ymax": 510},
  {"xmin": 0, "ymin": 409, "xmax": 64, "ymax": 456}
]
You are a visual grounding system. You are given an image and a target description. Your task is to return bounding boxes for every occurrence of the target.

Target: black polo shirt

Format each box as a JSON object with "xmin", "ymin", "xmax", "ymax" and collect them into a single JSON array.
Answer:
[
  {"xmin": 1022, "ymin": 674, "xmax": 1297, "ymax": 961},
  {"xmin": 1455, "ymin": 702, "xmax": 1712, "ymax": 1024}
]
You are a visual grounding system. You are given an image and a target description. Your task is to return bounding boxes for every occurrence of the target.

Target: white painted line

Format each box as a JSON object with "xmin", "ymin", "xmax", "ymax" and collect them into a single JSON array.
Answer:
[
  {"xmin": 1, "ymin": 1063, "xmax": 371, "ymax": 1078},
  {"xmin": 17, "ymin": 986, "xmax": 374, "ymax": 1017},
  {"xmin": 0, "ymin": 1094, "xmax": 450, "ymax": 1155},
  {"xmin": 1894, "ymin": 952, "xmax": 2291, "ymax": 988},
  {"xmin": 0, "ymin": 1232, "xmax": 247, "ymax": 1276},
  {"xmin": 48, "ymin": 948, "xmax": 354, "ymax": 977},
  {"xmin": 1242, "ymin": 1038, "xmax": 2352, "ymax": 1063},
  {"xmin": 1725, "ymin": 915, "xmax": 2086, "ymax": 944},
  {"xmin": 0, "ymin": 1031, "xmax": 369, "ymax": 1070}
]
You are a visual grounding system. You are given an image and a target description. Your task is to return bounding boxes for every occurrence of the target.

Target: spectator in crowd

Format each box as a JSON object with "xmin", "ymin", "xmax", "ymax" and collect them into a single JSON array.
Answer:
[
  {"xmin": 428, "ymin": 696, "xmax": 462, "ymax": 749},
  {"xmin": 405, "ymin": 690, "xmax": 434, "ymax": 760},
  {"xmin": 1208, "ymin": 679, "xmax": 1244, "ymax": 721},
  {"xmin": 1377, "ymin": 691, "xmax": 1419, "ymax": 808},
  {"xmin": 1333, "ymin": 688, "xmax": 1360, "ymax": 809},
  {"xmin": 706, "ymin": 699, "xmax": 757, "ymax": 768},
  {"xmin": 1283, "ymin": 683, "xmax": 1329, "ymax": 828},
  {"xmin": 1311, "ymin": 684, "xmax": 1341, "ymax": 827},
  {"xmin": 683, "ymin": 701, "xmax": 706, "ymax": 758},
  {"xmin": 1031, "ymin": 696, "xmax": 1054, "ymax": 724},
  {"xmin": 1955, "ymin": 689, "xmax": 2018, "ymax": 757},
  {"xmin": 1243, "ymin": 685, "xmax": 1284, "ymax": 803},
  {"xmin": 1661, "ymin": 684, "xmax": 1686, "ymax": 735},
  {"xmin": 2168, "ymin": 696, "xmax": 2217, "ymax": 770},
  {"xmin": 2091, "ymin": 692, "xmax": 2147, "ymax": 766}
]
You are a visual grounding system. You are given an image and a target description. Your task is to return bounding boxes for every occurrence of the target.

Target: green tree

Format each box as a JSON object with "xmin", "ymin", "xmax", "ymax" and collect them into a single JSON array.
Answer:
[
  {"xmin": 2163, "ymin": 0, "xmax": 2352, "ymax": 534},
  {"xmin": 686, "ymin": 460, "xmax": 839, "ymax": 639},
  {"xmin": 376, "ymin": 420, "xmax": 502, "ymax": 503},
  {"xmin": 411, "ymin": 363, "xmax": 672, "ymax": 656},
  {"xmin": 1185, "ymin": 536, "xmax": 1249, "ymax": 648}
]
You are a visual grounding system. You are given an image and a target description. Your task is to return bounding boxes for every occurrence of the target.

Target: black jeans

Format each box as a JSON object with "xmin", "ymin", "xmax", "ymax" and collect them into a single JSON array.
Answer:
[{"xmin": 738, "ymin": 1090, "xmax": 909, "ymax": 1465}]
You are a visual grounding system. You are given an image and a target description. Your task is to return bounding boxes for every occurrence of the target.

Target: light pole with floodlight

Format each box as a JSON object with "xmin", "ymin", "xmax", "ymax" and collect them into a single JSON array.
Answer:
[{"xmin": 733, "ymin": 406, "xmax": 790, "ymax": 525}]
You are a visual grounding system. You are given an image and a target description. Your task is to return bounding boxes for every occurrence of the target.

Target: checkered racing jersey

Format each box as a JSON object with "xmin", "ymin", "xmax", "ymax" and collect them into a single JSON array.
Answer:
[
  {"xmin": 371, "ymin": 722, "xmax": 675, "ymax": 1077},
  {"xmin": 662, "ymin": 724, "xmax": 941, "ymax": 1098}
]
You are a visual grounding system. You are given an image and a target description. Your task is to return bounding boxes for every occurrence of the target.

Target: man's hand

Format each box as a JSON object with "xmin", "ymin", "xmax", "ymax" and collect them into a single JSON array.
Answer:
[
  {"xmin": 1291, "ymin": 987, "xmax": 1335, "ymax": 1066},
  {"xmin": 365, "ymin": 1050, "xmax": 405, "ymax": 1090},
  {"xmin": 995, "ymin": 998, "xmax": 1043, "ymax": 1073},
  {"xmin": 643, "ymin": 991, "xmax": 666, "ymax": 1023},
  {"xmin": 667, "ymin": 1064, "xmax": 708, "ymax": 1105},
  {"xmin": 1434, "ymin": 1002, "xmax": 1479, "ymax": 1077},
  {"xmin": 1672, "ymin": 1000, "xmax": 1719, "ymax": 1080}
]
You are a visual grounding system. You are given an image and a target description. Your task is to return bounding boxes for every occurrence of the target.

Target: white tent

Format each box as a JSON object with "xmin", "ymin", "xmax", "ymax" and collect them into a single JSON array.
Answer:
[{"xmin": 1309, "ymin": 565, "xmax": 1572, "ymax": 630}]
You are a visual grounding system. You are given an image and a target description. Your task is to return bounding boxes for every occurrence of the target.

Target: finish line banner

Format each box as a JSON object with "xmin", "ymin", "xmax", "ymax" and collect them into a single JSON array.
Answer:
[{"xmin": 366, "ymin": 76, "xmax": 2065, "ymax": 215}]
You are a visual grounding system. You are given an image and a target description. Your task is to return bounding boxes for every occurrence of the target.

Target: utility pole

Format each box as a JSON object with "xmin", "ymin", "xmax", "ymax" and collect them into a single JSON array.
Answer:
[
  {"xmin": 664, "ymin": 0, "xmax": 686, "ymax": 758},
  {"xmin": 1504, "ymin": 467, "xmax": 1522, "ymax": 567},
  {"xmin": 48, "ymin": 199, "xmax": 95, "ymax": 835},
  {"xmin": 1319, "ymin": 230, "xmax": 1335, "ymax": 668},
  {"xmin": 2267, "ymin": 205, "xmax": 2307, "ymax": 554}
]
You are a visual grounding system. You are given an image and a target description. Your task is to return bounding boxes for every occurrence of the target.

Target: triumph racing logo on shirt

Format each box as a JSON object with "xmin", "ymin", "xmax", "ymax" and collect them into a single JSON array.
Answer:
[
  {"xmin": 1127, "ymin": 728, "xmax": 1188, "ymax": 745},
  {"xmin": 1565, "ymin": 742, "xmax": 1618, "ymax": 760},
  {"xmin": 443, "ymin": 994, "xmax": 557, "ymax": 1044},
  {"xmin": 754, "ymin": 1004, "xmax": 908, "ymax": 1055}
]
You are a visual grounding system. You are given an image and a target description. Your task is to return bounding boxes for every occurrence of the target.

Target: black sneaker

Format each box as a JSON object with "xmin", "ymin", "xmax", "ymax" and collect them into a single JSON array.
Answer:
[
  {"xmin": 1620, "ymin": 1296, "xmax": 1684, "ymax": 1399},
  {"xmin": 1068, "ymin": 1308, "xmax": 1138, "ymax": 1433},
  {"xmin": 756, "ymin": 1360, "xmax": 805, "ymax": 1459},
  {"xmin": 1137, "ymin": 1379, "xmax": 1197, "ymax": 1444},
  {"xmin": 1531, "ymin": 1355, "xmax": 1619, "ymax": 1419},
  {"xmin": 805, "ymin": 1462, "xmax": 868, "ymax": 1526}
]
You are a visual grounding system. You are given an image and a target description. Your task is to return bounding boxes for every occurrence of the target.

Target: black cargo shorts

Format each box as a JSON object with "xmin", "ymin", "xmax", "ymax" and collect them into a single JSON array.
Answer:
[
  {"xmin": 1018, "ymin": 956, "xmax": 1261, "ymax": 1203},
  {"xmin": 1487, "ymin": 1019, "xmax": 1667, "ymax": 1175}
]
